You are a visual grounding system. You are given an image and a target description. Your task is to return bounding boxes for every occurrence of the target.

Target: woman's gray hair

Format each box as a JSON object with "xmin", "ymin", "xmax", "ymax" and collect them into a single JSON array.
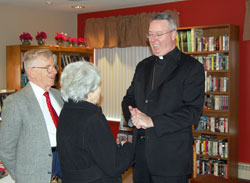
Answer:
[
  {"xmin": 60, "ymin": 61, "xmax": 101, "ymax": 102},
  {"xmin": 23, "ymin": 49, "xmax": 55, "ymax": 72},
  {"xmin": 151, "ymin": 13, "xmax": 178, "ymax": 31}
]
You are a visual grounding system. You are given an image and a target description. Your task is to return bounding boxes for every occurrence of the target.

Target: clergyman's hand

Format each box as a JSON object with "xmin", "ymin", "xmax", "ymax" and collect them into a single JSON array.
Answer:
[{"xmin": 129, "ymin": 106, "xmax": 154, "ymax": 129}]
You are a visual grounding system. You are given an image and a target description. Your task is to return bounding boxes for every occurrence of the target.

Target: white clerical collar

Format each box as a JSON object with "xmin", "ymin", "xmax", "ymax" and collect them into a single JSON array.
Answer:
[{"xmin": 159, "ymin": 56, "xmax": 164, "ymax": 60}]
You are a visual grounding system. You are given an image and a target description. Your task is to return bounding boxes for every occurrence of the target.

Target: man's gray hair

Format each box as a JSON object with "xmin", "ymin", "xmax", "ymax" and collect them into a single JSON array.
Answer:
[
  {"xmin": 151, "ymin": 13, "xmax": 178, "ymax": 31},
  {"xmin": 60, "ymin": 61, "xmax": 101, "ymax": 103},
  {"xmin": 23, "ymin": 49, "xmax": 55, "ymax": 72}
]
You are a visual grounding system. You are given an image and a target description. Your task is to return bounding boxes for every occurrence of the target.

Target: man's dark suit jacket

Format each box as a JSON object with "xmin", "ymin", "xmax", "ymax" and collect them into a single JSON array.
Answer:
[
  {"xmin": 57, "ymin": 100, "xmax": 134, "ymax": 183},
  {"xmin": 122, "ymin": 48, "xmax": 205, "ymax": 177}
]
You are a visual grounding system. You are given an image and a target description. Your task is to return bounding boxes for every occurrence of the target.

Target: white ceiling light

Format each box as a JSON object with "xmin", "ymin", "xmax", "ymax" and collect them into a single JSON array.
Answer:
[
  {"xmin": 72, "ymin": 5, "xmax": 85, "ymax": 9},
  {"xmin": 46, "ymin": 1, "xmax": 53, "ymax": 5}
]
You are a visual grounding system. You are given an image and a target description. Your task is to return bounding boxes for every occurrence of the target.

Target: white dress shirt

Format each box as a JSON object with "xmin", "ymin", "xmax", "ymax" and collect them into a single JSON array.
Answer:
[{"xmin": 30, "ymin": 82, "xmax": 61, "ymax": 147}]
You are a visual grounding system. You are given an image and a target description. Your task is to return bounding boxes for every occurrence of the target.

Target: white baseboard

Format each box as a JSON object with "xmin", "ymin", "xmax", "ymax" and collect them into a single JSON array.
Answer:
[{"xmin": 238, "ymin": 162, "xmax": 250, "ymax": 180}]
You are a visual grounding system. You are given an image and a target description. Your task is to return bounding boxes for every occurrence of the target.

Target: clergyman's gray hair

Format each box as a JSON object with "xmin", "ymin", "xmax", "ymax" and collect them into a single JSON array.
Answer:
[
  {"xmin": 60, "ymin": 61, "xmax": 101, "ymax": 103},
  {"xmin": 23, "ymin": 49, "xmax": 55, "ymax": 72},
  {"xmin": 151, "ymin": 13, "xmax": 178, "ymax": 31}
]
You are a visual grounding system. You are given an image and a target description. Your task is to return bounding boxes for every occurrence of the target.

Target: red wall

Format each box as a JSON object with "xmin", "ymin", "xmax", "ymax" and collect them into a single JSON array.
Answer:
[
  {"xmin": 108, "ymin": 121, "xmax": 120, "ymax": 140},
  {"xmin": 78, "ymin": 0, "xmax": 250, "ymax": 163}
]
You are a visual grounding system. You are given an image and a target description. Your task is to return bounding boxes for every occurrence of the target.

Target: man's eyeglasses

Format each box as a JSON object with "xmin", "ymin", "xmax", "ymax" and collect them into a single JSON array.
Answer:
[
  {"xmin": 32, "ymin": 65, "xmax": 59, "ymax": 73},
  {"xmin": 146, "ymin": 30, "xmax": 173, "ymax": 39}
]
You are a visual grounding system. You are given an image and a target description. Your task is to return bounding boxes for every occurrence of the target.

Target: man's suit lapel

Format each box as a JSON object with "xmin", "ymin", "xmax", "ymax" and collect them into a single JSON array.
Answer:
[{"xmin": 23, "ymin": 83, "xmax": 52, "ymax": 147}]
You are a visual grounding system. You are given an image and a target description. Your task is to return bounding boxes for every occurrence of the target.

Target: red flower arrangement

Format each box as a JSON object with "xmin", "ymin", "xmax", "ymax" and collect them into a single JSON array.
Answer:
[
  {"xmin": 19, "ymin": 32, "xmax": 33, "ymax": 40},
  {"xmin": 77, "ymin": 37, "xmax": 87, "ymax": 46},
  {"xmin": 36, "ymin": 32, "xmax": 47, "ymax": 40},
  {"xmin": 67, "ymin": 36, "xmax": 77, "ymax": 43},
  {"xmin": 55, "ymin": 32, "xmax": 67, "ymax": 41}
]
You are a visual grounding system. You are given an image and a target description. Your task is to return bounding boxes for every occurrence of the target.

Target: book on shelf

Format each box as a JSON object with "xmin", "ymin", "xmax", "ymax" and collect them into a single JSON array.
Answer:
[
  {"xmin": 205, "ymin": 75, "xmax": 228, "ymax": 92},
  {"xmin": 176, "ymin": 31, "xmax": 180, "ymax": 50},
  {"xmin": 180, "ymin": 31, "xmax": 188, "ymax": 52},
  {"xmin": 194, "ymin": 136, "xmax": 228, "ymax": 158},
  {"xmin": 116, "ymin": 132, "xmax": 133, "ymax": 144},
  {"xmin": 190, "ymin": 28, "xmax": 203, "ymax": 52},
  {"xmin": 194, "ymin": 116, "xmax": 228, "ymax": 133},
  {"xmin": 61, "ymin": 55, "xmax": 90, "ymax": 69},
  {"xmin": 187, "ymin": 30, "xmax": 191, "ymax": 52},
  {"xmin": 196, "ymin": 157, "xmax": 228, "ymax": 178},
  {"xmin": 193, "ymin": 53, "xmax": 229, "ymax": 71},
  {"xmin": 204, "ymin": 95, "xmax": 228, "ymax": 110},
  {"xmin": 21, "ymin": 73, "xmax": 29, "ymax": 87}
]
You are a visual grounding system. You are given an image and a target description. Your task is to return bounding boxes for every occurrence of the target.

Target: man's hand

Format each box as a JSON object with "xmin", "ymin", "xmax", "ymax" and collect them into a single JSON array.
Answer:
[{"xmin": 129, "ymin": 106, "xmax": 154, "ymax": 129}]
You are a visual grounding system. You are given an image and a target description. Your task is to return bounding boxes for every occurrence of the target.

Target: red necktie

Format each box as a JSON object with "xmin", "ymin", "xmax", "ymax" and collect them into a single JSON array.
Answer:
[{"xmin": 44, "ymin": 92, "xmax": 58, "ymax": 128}]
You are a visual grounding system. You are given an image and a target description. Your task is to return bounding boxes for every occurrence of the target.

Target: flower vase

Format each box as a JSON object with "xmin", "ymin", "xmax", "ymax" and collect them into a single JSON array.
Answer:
[
  {"xmin": 21, "ymin": 39, "xmax": 31, "ymax": 45},
  {"xmin": 56, "ymin": 39, "xmax": 64, "ymax": 46},
  {"xmin": 67, "ymin": 41, "xmax": 73, "ymax": 47},
  {"xmin": 78, "ymin": 43, "xmax": 84, "ymax": 47},
  {"xmin": 37, "ymin": 38, "xmax": 45, "ymax": 46}
]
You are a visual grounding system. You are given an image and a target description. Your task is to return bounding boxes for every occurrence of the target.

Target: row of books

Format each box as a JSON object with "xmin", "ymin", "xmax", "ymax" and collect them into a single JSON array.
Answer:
[
  {"xmin": 61, "ymin": 55, "xmax": 88, "ymax": 68},
  {"xmin": 193, "ymin": 53, "xmax": 229, "ymax": 71},
  {"xmin": 196, "ymin": 35, "xmax": 229, "ymax": 52},
  {"xmin": 176, "ymin": 28, "xmax": 229, "ymax": 52},
  {"xmin": 194, "ymin": 136, "xmax": 228, "ymax": 158},
  {"xmin": 204, "ymin": 95, "xmax": 228, "ymax": 110},
  {"xmin": 196, "ymin": 157, "xmax": 228, "ymax": 178},
  {"xmin": 205, "ymin": 75, "xmax": 228, "ymax": 92},
  {"xmin": 194, "ymin": 116, "xmax": 228, "ymax": 133}
]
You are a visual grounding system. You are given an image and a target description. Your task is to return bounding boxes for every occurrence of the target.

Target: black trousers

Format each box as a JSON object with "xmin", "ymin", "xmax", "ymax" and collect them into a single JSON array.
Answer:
[{"xmin": 133, "ymin": 137, "xmax": 189, "ymax": 183}]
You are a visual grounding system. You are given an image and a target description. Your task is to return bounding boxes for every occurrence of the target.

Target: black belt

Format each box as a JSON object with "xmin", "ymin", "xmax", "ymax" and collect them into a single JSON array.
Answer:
[{"xmin": 51, "ymin": 147, "xmax": 57, "ymax": 152}]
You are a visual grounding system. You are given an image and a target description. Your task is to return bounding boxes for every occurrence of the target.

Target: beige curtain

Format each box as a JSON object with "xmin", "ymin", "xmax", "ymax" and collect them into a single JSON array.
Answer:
[
  {"xmin": 84, "ymin": 10, "xmax": 179, "ymax": 48},
  {"xmin": 243, "ymin": 0, "xmax": 250, "ymax": 41}
]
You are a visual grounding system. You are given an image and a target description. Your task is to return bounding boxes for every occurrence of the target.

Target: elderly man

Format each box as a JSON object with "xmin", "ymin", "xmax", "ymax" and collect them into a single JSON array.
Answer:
[{"xmin": 0, "ymin": 49, "xmax": 63, "ymax": 183}]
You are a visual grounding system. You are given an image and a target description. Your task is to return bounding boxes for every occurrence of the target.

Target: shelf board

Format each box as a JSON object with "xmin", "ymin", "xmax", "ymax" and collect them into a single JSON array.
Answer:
[
  {"xmin": 203, "ymin": 109, "xmax": 229, "ymax": 114},
  {"xmin": 205, "ymin": 91, "xmax": 229, "ymax": 95},
  {"xmin": 196, "ymin": 154, "xmax": 228, "ymax": 160},
  {"xmin": 185, "ymin": 50, "xmax": 229, "ymax": 55},
  {"xmin": 0, "ymin": 89, "xmax": 15, "ymax": 94},
  {"xmin": 193, "ymin": 130, "xmax": 229, "ymax": 137}
]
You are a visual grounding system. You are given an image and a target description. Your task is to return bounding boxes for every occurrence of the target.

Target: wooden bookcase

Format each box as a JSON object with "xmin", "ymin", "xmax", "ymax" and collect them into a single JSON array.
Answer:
[
  {"xmin": 177, "ymin": 24, "xmax": 239, "ymax": 179},
  {"xmin": 6, "ymin": 45, "xmax": 94, "ymax": 90}
]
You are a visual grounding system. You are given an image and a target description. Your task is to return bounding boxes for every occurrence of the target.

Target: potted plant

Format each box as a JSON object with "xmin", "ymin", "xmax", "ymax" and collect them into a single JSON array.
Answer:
[
  {"xmin": 55, "ymin": 32, "xmax": 67, "ymax": 46},
  {"xmin": 77, "ymin": 37, "xmax": 87, "ymax": 47},
  {"xmin": 19, "ymin": 32, "xmax": 33, "ymax": 45},
  {"xmin": 36, "ymin": 32, "xmax": 47, "ymax": 46},
  {"xmin": 67, "ymin": 37, "xmax": 77, "ymax": 47}
]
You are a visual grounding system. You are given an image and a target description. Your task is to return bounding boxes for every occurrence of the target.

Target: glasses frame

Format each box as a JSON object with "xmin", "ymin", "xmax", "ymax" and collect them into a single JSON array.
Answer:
[
  {"xmin": 32, "ymin": 65, "xmax": 59, "ymax": 73},
  {"xmin": 146, "ymin": 30, "xmax": 174, "ymax": 39}
]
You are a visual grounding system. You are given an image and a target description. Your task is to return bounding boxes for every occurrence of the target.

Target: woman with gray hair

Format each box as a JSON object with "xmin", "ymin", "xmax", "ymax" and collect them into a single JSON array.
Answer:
[{"xmin": 57, "ymin": 61, "xmax": 134, "ymax": 183}]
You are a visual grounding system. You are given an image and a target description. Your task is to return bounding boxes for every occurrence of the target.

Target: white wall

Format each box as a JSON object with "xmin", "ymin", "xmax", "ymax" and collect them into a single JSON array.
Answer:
[{"xmin": 0, "ymin": 4, "xmax": 78, "ymax": 89}]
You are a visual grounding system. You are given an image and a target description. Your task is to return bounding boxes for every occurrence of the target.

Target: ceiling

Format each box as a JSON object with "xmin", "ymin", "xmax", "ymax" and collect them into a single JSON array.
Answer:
[{"xmin": 0, "ymin": 0, "xmax": 183, "ymax": 14}]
